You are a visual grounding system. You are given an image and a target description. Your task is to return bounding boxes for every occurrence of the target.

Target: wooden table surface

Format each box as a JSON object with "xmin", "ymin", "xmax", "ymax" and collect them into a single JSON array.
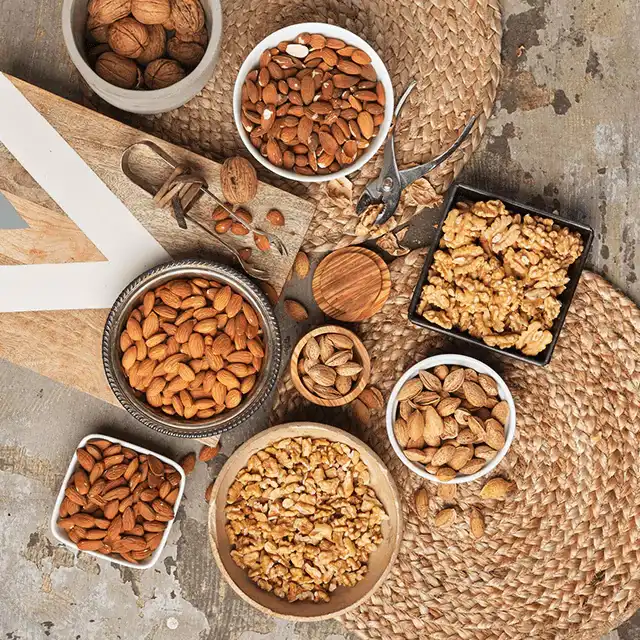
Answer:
[{"xmin": 0, "ymin": 0, "xmax": 638, "ymax": 639}]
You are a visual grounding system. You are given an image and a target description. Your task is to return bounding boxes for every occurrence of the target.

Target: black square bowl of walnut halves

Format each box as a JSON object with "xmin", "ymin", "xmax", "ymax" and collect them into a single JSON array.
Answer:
[{"xmin": 408, "ymin": 184, "xmax": 594, "ymax": 366}]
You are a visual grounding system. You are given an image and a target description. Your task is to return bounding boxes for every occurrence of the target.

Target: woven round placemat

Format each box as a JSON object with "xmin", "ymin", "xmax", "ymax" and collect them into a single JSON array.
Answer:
[
  {"xmin": 271, "ymin": 249, "xmax": 640, "ymax": 640},
  {"xmin": 128, "ymin": 0, "xmax": 502, "ymax": 252}
]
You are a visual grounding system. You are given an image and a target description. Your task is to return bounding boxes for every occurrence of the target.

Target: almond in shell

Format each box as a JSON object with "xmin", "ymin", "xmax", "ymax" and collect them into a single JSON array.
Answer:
[
  {"xmin": 393, "ymin": 418, "xmax": 409, "ymax": 448},
  {"xmin": 423, "ymin": 406, "xmax": 443, "ymax": 447},
  {"xmin": 469, "ymin": 507, "xmax": 485, "ymax": 539},
  {"xmin": 479, "ymin": 477, "xmax": 514, "ymax": 500},
  {"xmin": 397, "ymin": 378, "xmax": 423, "ymax": 402},
  {"xmin": 434, "ymin": 508, "xmax": 456, "ymax": 528},
  {"xmin": 448, "ymin": 445, "xmax": 474, "ymax": 471},
  {"xmin": 414, "ymin": 487, "xmax": 429, "ymax": 520},
  {"xmin": 462, "ymin": 381, "xmax": 487, "ymax": 407},
  {"xmin": 491, "ymin": 400, "xmax": 510, "ymax": 425}
]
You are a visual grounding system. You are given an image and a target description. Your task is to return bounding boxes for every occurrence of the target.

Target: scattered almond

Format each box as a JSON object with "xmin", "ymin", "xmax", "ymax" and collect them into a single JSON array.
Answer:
[
  {"xmin": 199, "ymin": 444, "xmax": 220, "ymax": 461},
  {"xmin": 265, "ymin": 209, "xmax": 285, "ymax": 226},
  {"xmin": 434, "ymin": 508, "xmax": 456, "ymax": 528},
  {"xmin": 480, "ymin": 477, "xmax": 514, "ymax": 500},
  {"xmin": 293, "ymin": 251, "xmax": 310, "ymax": 279},
  {"xmin": 179, "ymin": 452, "xmax": 196, "ymax": 474},
  {"xmin": 469, "ymin": 507, "xmax": 485, "ymax": 539},
  {"xmin": 284, "ymin": 299, "xmax": 308, "ymax": 321},
  {"xmin": 359, "ymin": 386, "xmax": 383, "ymax": 410},
  {"xmin": 414, "ymin": 487, "xmax": 429, "ymax": 520}
]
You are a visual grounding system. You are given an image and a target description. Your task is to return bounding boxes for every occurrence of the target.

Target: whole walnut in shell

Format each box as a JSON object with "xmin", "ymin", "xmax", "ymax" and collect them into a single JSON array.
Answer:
[
  {"xmin": 144, "ymin": 58, "xmax": 186, "ymax": 89},
  {"xmin": 95, "ymin": 51, "xmax": 141, "ymax": 88},
  {"xmin": 220, "ymin": 157, "xmax": 258, "ymax": 204},
  {"xmin": 87, "ymin": 14, "xmax": 110, "ymax": 42},
  {"xmin": 137, "ymin": 24, "xmax": 166, "ymax": 64},
  {"xmin": 176, "ymin": 26, "xmax": 208, "ymax": 46},
  {"xmin": 88, "ymin": 0, "xmax": 131, "ymax": 25},
  {"xmin": 88, "ymin": 43, "xmax": 111, "ymax": 66},
  {"xmin": 167, "ymin": 37, "xmax": 204, "ymax": 67},
  {"xmin": 108, "ymin": 17, "xmax": 149, "ymax": 58},
  {"xmin": 131, "ymin": 0, "xmax": 171, "ymax": 25},
  {"xmin": 170, "ymin": 0, "xmax": 205, "ymax": 34}
]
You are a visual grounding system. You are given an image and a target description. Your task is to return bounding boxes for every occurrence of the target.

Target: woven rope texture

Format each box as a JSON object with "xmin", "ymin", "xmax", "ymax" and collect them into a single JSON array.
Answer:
[
  {"xmin": 132, "ymin": 0, "xmax": 502, "ymax": 251},
  {"xmin": 271, "ymin": 249, "xmax": 640, "ymax": 640}
]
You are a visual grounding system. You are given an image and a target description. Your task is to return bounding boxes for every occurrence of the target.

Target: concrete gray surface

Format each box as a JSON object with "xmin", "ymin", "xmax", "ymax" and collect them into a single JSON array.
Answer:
[{"xmin": 0, "ymin": 0, "xmax": 639, "ymax": 639}]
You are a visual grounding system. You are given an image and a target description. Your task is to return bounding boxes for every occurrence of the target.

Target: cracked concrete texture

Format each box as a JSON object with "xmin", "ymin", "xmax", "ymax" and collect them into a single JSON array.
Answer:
[{"xmin": 0, "ymin": 0, "xmax": 639, "ymax": 639}]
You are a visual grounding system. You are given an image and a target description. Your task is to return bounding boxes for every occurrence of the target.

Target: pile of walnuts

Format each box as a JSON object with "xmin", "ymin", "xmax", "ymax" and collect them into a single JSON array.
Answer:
[
  {"xmin": 225, "ymin": 437, "xmax": 387, "ymax": 603},
  {"xmin": 86, "ymin": 0, "xmax": 209, "ymax": 90},
  {"xmin": 418, "ymin": 199, "xmax": 584, "ymax": 356}
]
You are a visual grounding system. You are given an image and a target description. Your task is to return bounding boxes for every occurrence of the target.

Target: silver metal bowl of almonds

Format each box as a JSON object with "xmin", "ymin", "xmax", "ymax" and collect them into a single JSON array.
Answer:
[
  {"xmin": 386, "ymin": 354, "xmax": 516, "ymax": 484},
  {"xmin": 233, "ymin": 22, "xmax": 394, "ymax": 182},
  {"xmin": 102, "ymin": 258, "xmax": 281, "ymax": 438}
]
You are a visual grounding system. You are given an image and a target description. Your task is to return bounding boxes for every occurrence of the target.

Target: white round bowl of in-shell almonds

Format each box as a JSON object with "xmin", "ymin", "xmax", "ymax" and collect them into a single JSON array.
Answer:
[
  {"xmin": 62, "ymin": 0, "xmax": 222, "ymax": 114},
  {"xmin": 233, "ymin": 22, "xmax": 394, "ymax": 182},
  {"xmin": 386, "ymin": 355, "xmax": 516, "ymax": 484}
]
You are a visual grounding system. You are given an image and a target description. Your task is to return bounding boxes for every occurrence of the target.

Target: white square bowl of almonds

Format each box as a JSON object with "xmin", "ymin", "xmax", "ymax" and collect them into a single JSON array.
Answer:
[
  {"xmin": 386, "ymin": 355, "xmax": 516, "ymax": 484},
  {"xmin": 233, "ymin": 22, "xmax": 394, "ymax": 182},
  {"xmin": 50, "ymin": 433, "xmax": 185, "ymax": 569},
  {"xmin": 208, "ymin": 422, "xmax": 403, "ymax": 620}
]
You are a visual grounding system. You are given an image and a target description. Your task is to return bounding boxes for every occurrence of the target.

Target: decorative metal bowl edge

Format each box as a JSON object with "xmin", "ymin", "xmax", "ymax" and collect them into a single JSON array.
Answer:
[{"xmin": 102, "ymin": 259, "xmax": 282, "ymax": 439}]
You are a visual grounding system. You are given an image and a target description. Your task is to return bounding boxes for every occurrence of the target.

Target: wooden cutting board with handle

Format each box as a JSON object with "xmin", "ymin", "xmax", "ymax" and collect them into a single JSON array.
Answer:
[{"xmin": 0, "ymin": 74, "xmax": 315, "ymax": 414}]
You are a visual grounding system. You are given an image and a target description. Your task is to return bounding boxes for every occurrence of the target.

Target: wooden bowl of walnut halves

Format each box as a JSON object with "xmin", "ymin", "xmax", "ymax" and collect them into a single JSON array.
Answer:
[{"xmin": 207, "ymin": 422, "xmax": 403, "ymax": 620}]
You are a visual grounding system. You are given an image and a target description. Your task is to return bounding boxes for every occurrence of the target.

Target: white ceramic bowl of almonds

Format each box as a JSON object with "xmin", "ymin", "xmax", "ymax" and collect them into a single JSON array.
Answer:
[
  {"xmin": 386, "ymin": 355, "xmax": 516, "ymax": 484},
  {"xmin": 233, "ymin": 22, "xmax": 394, "ymax": 182},
  {"xmin": 50, "ymin": 433, "xmax": 186, "ymax": 569}
]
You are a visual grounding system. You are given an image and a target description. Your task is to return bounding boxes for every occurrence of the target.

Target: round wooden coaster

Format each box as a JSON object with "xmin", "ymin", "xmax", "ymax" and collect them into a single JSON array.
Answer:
[{"xmin": 312, "ymin": 247, "xmax": 391, "ymax": 322}]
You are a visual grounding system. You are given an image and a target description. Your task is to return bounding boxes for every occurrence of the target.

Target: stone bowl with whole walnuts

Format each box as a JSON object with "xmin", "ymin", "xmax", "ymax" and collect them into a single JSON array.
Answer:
[{"xmin": 62, "ymin": 0, "xmax": 222, "ymax": 114}]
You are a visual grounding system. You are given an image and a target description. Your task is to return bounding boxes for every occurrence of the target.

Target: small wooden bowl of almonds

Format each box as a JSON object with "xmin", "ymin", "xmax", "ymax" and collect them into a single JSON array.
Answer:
[
  {"xmin": 386, "ymin": 354, "xmax": 516, "ymax": 484},
  {"xmin": 290, "ymin": 325, "xmax": 370, "ymax": 407}
]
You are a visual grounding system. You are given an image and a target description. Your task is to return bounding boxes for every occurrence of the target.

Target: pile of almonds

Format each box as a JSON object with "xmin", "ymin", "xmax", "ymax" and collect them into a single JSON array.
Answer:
[
  {"xmin": 57, "ymin": 438, "xmax": 180, "ymax": 563},
  {"xmin": 241, "ymin": 32, "xmax": 386, "ymax": 176},
  {"xmin": 296, "ymin": 331, "xmax": 364, "ymax": 400},
  {"xmin": 86, "ymin": 0, "xmax": 209, "ymax": 90},
  {"xmin": 393, "ymin": 364, "xmax": 510, "ymax": 480},
  {"xmin": 119, "ymin": 276, "xmax": 265, "ymax": 419}
]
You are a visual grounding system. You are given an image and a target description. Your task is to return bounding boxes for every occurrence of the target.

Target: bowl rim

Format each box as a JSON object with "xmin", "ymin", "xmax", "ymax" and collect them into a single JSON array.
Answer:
[
  {"xmin": 208, "ymin": 421, "xmax": 404, "ymax": 620},
  {"xmin": 102, "ymin": 258, "xmax": 282, "ymax": 439},
  {"xmin": 385, "ymin": 354, "xmax": 517, "ymax": 484},
  {"xmin": 289, "ymin": 325, "xmax": 371, "ymax": 406},
  {"xmin": 232, "ymin": 21, "xmax": 395, "ymax": 183},
  {"xmin": 49, "ymin": 432, "xmax": 186, "ymax": 569},
  {"xmin": 61, "ymin": 0, "xmax": 223, "ymax": 103}
]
